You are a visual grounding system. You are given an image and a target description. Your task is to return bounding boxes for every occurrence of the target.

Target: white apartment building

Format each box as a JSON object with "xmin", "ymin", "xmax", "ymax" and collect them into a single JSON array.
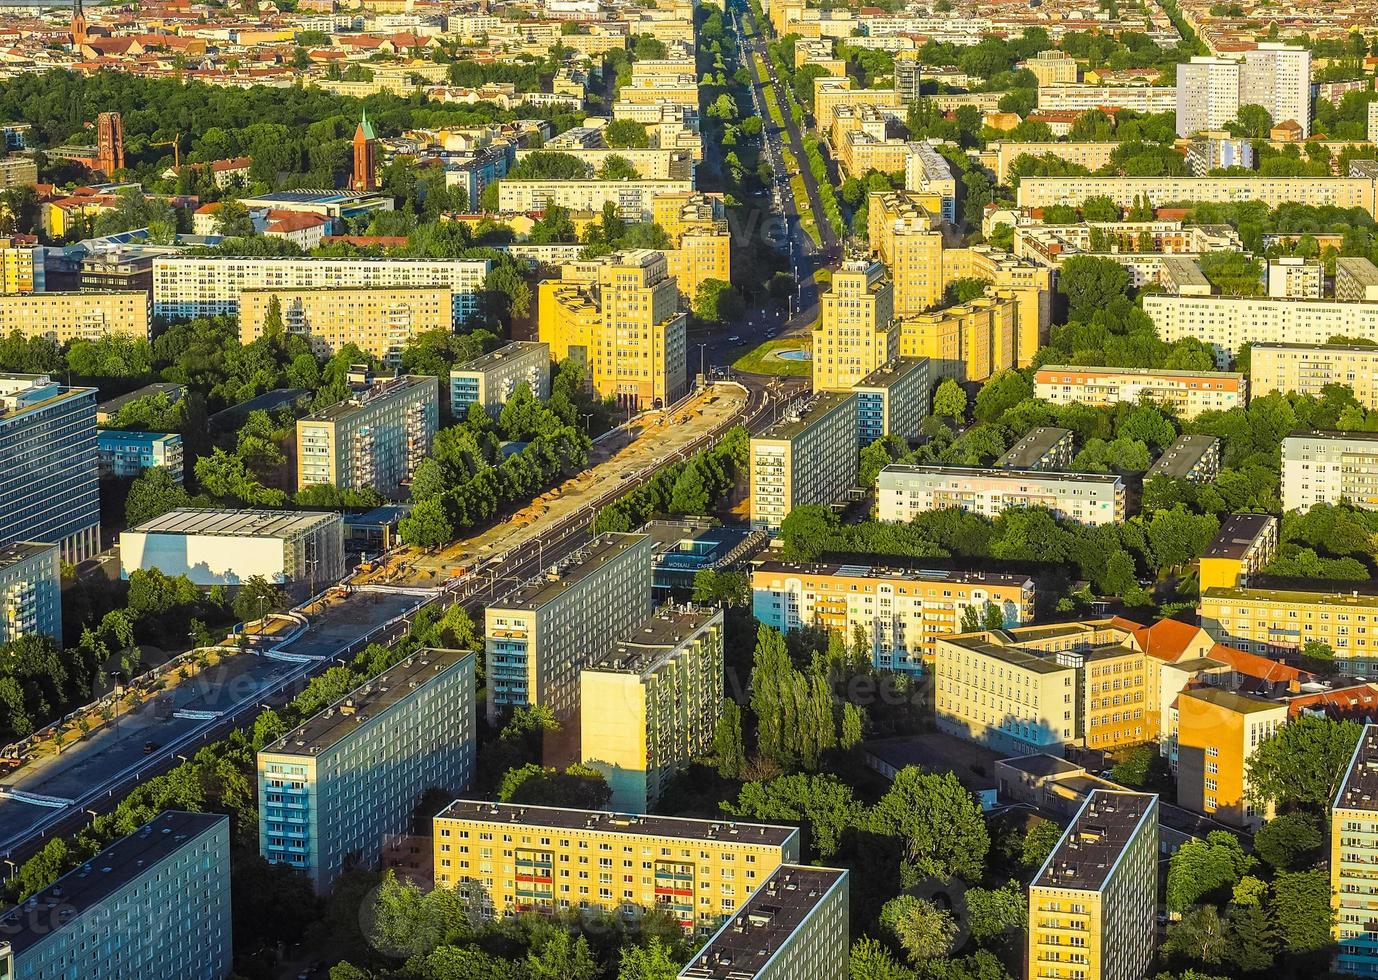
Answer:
[
  {"xmin": 0, "ymin": 541, "xmax": 61, "ymax": 647},
  {"xmin": 1019, "ymin": 176, "xmax": 1377, "ymax": 216},
  {"xmin": 1175, "ymin": 45, "xmax": 1311, "ymax": 137},
  {"xmin": 449, "ymin": 341, "xmax": 551, "ymax": 418},
  {"xmin": 497, "ymin": 179, "xmax": 694, "ymax": 221},
  {"xmin": 1033, "ymin": 364, "xmax": 1247, "ymax": 418},
  {"xmin": 1250, "ymin": 342, "xmax": 1378, "ymax": 409},
  {"xmin": 1037, "ymin": 84, "xmax": 1177, "ymax": 114},
  {"xmin": 258, "ymin": 650, "xmax": 476, "ymax": 893},
  {"xmin": 1176, "ymin": 57, "xmax": 1243, "ymax": 136},
  {"xmin": 1281, "ymin": 431, "xmax": 1378, "ymax": 512},
  {"xmin": 152, "ymin": 255, "xmax": 490, "ymax": 323},
  {"xmin": 1143, "ymin": 293, "xmax": 1378, "ymax": 367},
  {"xmin": 1268, "ymin": 257, "xmax": 1323, "ymax": 298},
  {"xmin": 877, "ymin": 464, "xmax": 1125, "ymax": 526},
  {"xmin": 749, "ymin": 393, "xmax": 859, "ymax": 533}
]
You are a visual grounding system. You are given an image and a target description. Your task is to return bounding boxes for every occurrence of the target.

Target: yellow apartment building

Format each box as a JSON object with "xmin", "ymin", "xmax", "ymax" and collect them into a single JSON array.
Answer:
[
  {"xmin": 1199, "ymin": 586, "xmax": 1378, "ymax": 675},
  {"xmin": 867, "ymin": 192, "xmax": 944, "ymax": 315},
  {"xmin": 580, "ymin": 606, "xmax": 723, "ymax": 814},
  {"xmin": 811, "ymin": 260, "xmax": 898, "ymax": 391},
  {"xmin": 898, "ymin": 295, "xmax": 1016, "ymax": 382},
  {"xmin": 0, "ymin": 238, "xmax": 43, "ymax": 293},
  {"xmin": 239, "ymin": 287, "xmax": 452, "ymax": 362},
  {"xmin": 0, "ymin": 290, "xmax": 148, "ymax": 343},
  {"xmin": 1332, "ymin": 722, "xmax": 1378, "ymax": 975},
  {"xmin": 1174, "ymin": 686, "xmax": 1285, "ymax": 828},
  {"xmin": 1198, "ymin": 514, "xmax": 1279, "ymax": 592},
  {"xmin": 1033, "ymin": 365, "xmax": 1248, "ymax": 418},
  {"xmin": 432, "ymin": 801, "xmax": 801, "ymax": 932},
  {"xmin": 1251, "ymin": 342, "xmax": 1378, "ymax": 411},
  {"xmin": 1028, "ymin": 790, "xmax": 1159, "ymax": 980},
  {"xmin": 749, "ymin": 392, "xmax": 858, "ymax": 532},
  {"xmin": 651, "ymin": 192, "xmax": 731, "ymax": 304},
  {"xmin": 942, "ymin": 246, "xmax": 1053, "ymax": 367}
]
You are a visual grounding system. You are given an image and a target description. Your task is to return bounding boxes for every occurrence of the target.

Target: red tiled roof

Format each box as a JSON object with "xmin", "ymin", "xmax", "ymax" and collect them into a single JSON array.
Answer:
[{"xmin": 1287, "ymin": 684, "xmax": 1378, "ymax": 720}]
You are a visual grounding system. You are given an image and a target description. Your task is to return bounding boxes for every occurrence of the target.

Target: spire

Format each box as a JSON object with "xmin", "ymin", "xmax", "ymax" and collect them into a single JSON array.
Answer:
[{"xmin": 357, "ymin": 108, "xmax": 376, "ymax": 142}]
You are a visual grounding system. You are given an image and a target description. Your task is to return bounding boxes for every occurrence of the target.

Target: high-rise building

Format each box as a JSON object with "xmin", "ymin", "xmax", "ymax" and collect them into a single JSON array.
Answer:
[
  {"xmin": 258, "ymin": 650, "xmax": 476, "ymax": 893},
  {"xmin": 650, "ymin": 192, "xmax": 732, "ymax": 305},
  {"xmin": 432, "ymin": 801, "xmax": 801, "ymax": 931},
  {"xmin": 1028, "ymin": 791, "xmax": 1158, "ymax": 980},
  {"xmin": 580, "ymin": 606, "xmax": 723, "ymax": 813},
  {"xmin": 1282, "ymin": 431, "xmax": 1378, "ymax": 511},
  {"xmin": 0, "ymin": 373, "xmax": 99, "ymax": 563},
  {"xmin": 486, "ymin": 531, "xmax": 653, "ymax": 723},
  {"xmin": 296, "ymin": 373, "xmax": 439, "ymax": 496},
  {"xmin": 239, "ymin": 287, "xmax": 453, "ymax": 362},
  {"xmin": 0, "ymin": 811, "xmax": 231, "ymax": 980},
  {"xmin": 1019, "ymin": 176, "xmax": 1372, "ymax": 217},
  {"xmin": 1199, "ymin": 586, "xmax": 1378, "ymax": 674},
  {"xmin": 96, "ymin": 111, "xmax": 124, "ymax": 176},
  {"xmin": 1198, "ymin": 513, "xmax": 1279, "ymax": 592},
  {"xmin": 1033, "ymin": 364, "xmax": 1247, "ymax": 418},
  {"xmin": 811, "ymin": 260, "xmax": 898, "ymax": 392},
  {"xmin": 537, "ymin": 250, "xmax": 688, "ymax": 411},
  {"xmin": 1332, "ymin": 722, "xmax": 1378, "ymax": 975},
  {"xmin": 351, "ymin": 110, "xmax": 378, "ymax": 192},
  {"xmin": 853, "ymin": 356, "xmax": 929, "ymax": 444},
  {"xmin": 1176, "ymin": 45, "xmax": 1311, "ymax": 137},
  {"xmin": 749, "ymin": 392, "xmax": 859, "ymax": 532},
  {"xmin": 903, "ymin": 143, "xmax": 958, "ymax": 223},
  {"xmin": 450, "ymin": 341, "xmax": 551, "ymax": 419},
  {"xmin": 878, "ymin": 464, "xmax": 1125, "ymax": 526},
  {"xmin": 1175, "ymin": 686, "xmax": 1285, "ymax": 827},
  {"xmin": 1176, "ymin": 57, "xmax": 1243, "ymax": 136},
  {"xmin": 1251, "ymin": 342, "xmax": 1378, "ymax": 410},
  {"xmin": 1145, "ymin": 293, "xmax": 1378, "ymax": 367},
  {"xmin": 867, "ymin": 192, "xmax": 944, "ymax": 315},
  {"xmin": 0, "ymin": 237, "xmax": 46, "ymax": 292},
  {"xmin": 678, "ymin": 866, "xmax": 850, "ymax": 980},
  {"xmin": 0, "ymin": 541, "xmax": 61, "ymax": 646}
]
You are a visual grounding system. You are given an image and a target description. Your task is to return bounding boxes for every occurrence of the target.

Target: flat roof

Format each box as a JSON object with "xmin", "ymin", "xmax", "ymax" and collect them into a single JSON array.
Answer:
[
  {"xmin": 263, "ymin": 650, "xmax": 472, "ymax": 757},
  {"xmin": 1251, "ymin": 342, "xmax": 1378, "ymax": 355},
  {"xmin": 854, "ymin": 357, "xmax": 927, "ymax": 391},
  {"xmin": 435, "ymin": 800, "xmax": 799, "ymax": 847},
  {"xmin": 129, "ymin": 507, "xmax": 338, "ymax": 538},
  {"xmin": 96, "ymin": 382, "xmax": 184, "ymax": 415},
  {"xmin": 1145, "ymin": 434, "xmax": 1219, "ymax": 479},
  {"xmin": 1033, "ymin": 790, "xmax": 1155, "ymax": 893},
  {"xmin": 490, "ymin": 532, "xmax": 648, "ymax": 612},
  {"xmin": 0, "ymin": 541, "xmax": 55, "ymax": 571},
  {"xmin": 754, "ymin": 391, "xmax": 855, "ymax": 442},
  {"xmin": 1336, "ymin": 255, "xmax": 1378, "ymax": 285},
  {"xmin": 941, "ymin": 632, "xmax": 1072, "ymax": 675},
  {"xmin": 452, "ymin": 340, "xmax": 549, "ymax": 375},
  {"xmin": 96, "ymin": 428, "xmax": 178, "ymax": 443},
  {"xmin": 996, "ymin": 426, "xmax": 1071, "ymax": 469},
  {"xmin": 585, "ymin": 606, "xmax": 721, "ymax": 675},
  {"xmin": 1202, "ymin": 513, "xmax": 1276, "ymax": 560},
  {"xmin": 0, "ymin": 811, "xmax": 226, "ymax": 958},
  {"xmin": 0, "ymin": 374, "xmax": 95, "ymax": 422},
  {"xmin": 1202, "ymin": 585, "xmax": 1378, "ymax": 607},
  {"xmin": 880, "ymin": 463, "xmax": 1122, "ymax": 487},
  {"xmin": 1336, "ymin": 723, "xmax": 1378, "ymax": 813},
  {"xmin": 997, "ymin": 753, "xmax": 1084, "ymax": 779},
  {"xmin": 1178, "ymin": 686, "xmax": 1285, "ymax": 714},
  {"xmin": 678, "ymin": 866, "xmax": 848, "ymax": 979},
  {"xmin": 753, "ymin": 559, "xmax": 1033, "ymax": 589},
  {"xmin": 1283, "ymin": 429, "xmax": 1378, "ymax": 445},
  {"xmin": 1036, "ymin": 363, "xmax": 1242, "ymax": 381},
  {"xmin": 301, "ymin": 375, "xmax": 435, "ymax": 424}
]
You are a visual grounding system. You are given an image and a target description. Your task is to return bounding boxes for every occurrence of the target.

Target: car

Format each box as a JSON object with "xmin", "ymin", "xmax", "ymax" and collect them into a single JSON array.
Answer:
[
  {"xmin": 765, "ymin": 330, "xmax": 776, "ymax": 338},
  {"xmin": 143, "ymin": 741, "xmax": 159, "ymax": 754},
  {"xmin": 727, "ymin": 335, "xmax": 742, "ymax": 343}
]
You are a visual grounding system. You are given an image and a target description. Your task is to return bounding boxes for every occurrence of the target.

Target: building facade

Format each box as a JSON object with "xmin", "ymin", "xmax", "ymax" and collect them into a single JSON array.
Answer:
[
  {"xmin": 580, "ymin": 606, "xmax": 723, "ymax": 813},
  {"xmin": 749, "ymin": 393, "xmax": 859, "ymax": 532},
  {"xmin": 1333, "ymin": 723, "xmax": 1378, "ymax": 975},
  {"xmin": 1281, "ymin": 431, "xmax": 1378, "ymax": 512},
  {"xmin": 1336, "ymin": 256, "xmax": 1378, "ymax": 302},
  {"xmin": 853, "ymin": 357, "xmax": 929, "ymax": 445},
  {"xmin": 1199, "ymin": 586, "xmax": 1378, "ymax": 675},
  {"xmin": 96, "ymin": 429, "xmax": 183, "ymax": 482},
  {"xmin": 0, "ymin": 291, "xmax": 149, "ymax": 344},
  {"xmin": 1145, "ymin": 293, "xmax": 1378, "ymax": 367},
  {"xmin": 811, "ymin": 260, "xmax": 898, "ymax": 392},
  {"xmin": 995, "ymin": 426, "xmax": 1073, "ymax": 471},
  {"xmin": 450, "ymin": 341, "xmax": 552, "ymax": 418},
  {"xmin": 878, "ymin": 464, "xmax": 1125, "ymax": 526},
  {"xmin": 239, "ymin": 287, "xmax": 454, "ymax": 361},
  {"xmin": 0, "ymin": 542, "xmax": 61, "ymax": 647},
  {"xmin": 258, "ymin": 650, "xmax": 476, "ymax": 893},
  {"xmin": 1033, "ymin": 364, "xmax": 1247, "ymax": 418},
  {"xmin": 0, "ymin": 374, "xmax": 99, "ymax": 563},
  {"xmin": 1019, "ymin": 176, "xmax": 1377, "ymax": 217},
  {"xmin": 497, "ymin": 179, "xmax": 694, "ymax": 220},
  {"xmin": 1144, "ymin": 434, "xmax": 1221, "ymax": 483},
  {"xmin": 1175, "ymin": 687, "xmax": 1284, "ymax": 828},
  {"xmin": 866, "ymin": 192, "xmax": 944, "ymax": 315},
  {"xmin": 485, "ymin": 532, "xmax": 653, "ymax": 723},
  {"xmin": 1251, "ymin": 342, "xmax": 1378, "ymax": 410},
  {"xmin": 1199, "ymin": 513, "xmax": 1279, "ymax": 592}
]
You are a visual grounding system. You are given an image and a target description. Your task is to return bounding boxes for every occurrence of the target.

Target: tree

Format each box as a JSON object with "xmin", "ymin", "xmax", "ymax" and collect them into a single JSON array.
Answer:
[
  {"xmin": 693, "ymin": 279, "xmax": 742, "ymax": 323},
  {"xmin": 712, "ymin": 698, "xmax": 746, "ymax": 778},
  {"xmin": 213, "ymin": 199, "xmax": 255, "ymax": 237},
  {"xmin": 597, "ymin": 154, "xmax": 640, "ymax": 180},
  {"xmin": 849, "ymin": 938, "xmax": 918, "ymax": 980},
  {"xmin": 1268, "ymin": 869, "xmax": 1332, "ymax": 954},
  {"xmin": 1081, "ymin": 195, "xmax": 1121, "ymax": 222},
  {"xmin": 1164, "ymin": 905, "xmax": 1230, "ymax": 965},
  {"xmin": 233, "ymin": 576, "xmax": 288, "ymax": 624},
  {"xmin": 974, "ymin": 370, "xmax": 1032, "ymax": 423},
  {"xmin": 1110, "ymin": 743, "xmax": 1170, "ymax": 790},
  {"xmin": 605, "ymin": 119, "xmax": 650, "ymax": 148},
  {"xmin": 1226, "ymin": 899, "xmax": 1276, "ymax": 973},
  {"xmin": 880, "ymin": 895, "xmax": 957, "ymax": 963},
  {"xmin": 616, "ymin": 938, "xmax": 680, "ymax": 980},
  {"xmin": 1253, "ymin": 811, "xmax": 1323, "ymax": 871},
  {"xmin": 965, "ymin": 881, "xmax": 1027, "ymax": 944},
  {"xmin": 1057, "ymin": 255, "xmax": 1131, "ymax": 322},
  {"xmin": 871, "ymin": 768, "xmax": 989, "ymax": 881},
  {"xmin": 1166, "ymin": 831, "xmax": 1256, "ymax": 914},
  {"xmin": 1021, "ymin": 819, "xmax": 1062, "ymax": 870},
  {"xmin": 1245, "ymin": 714, "xmax": 1362, "ymax": 813},
  {"xmin": 933, "ymin": 378, "xmax": 967, "ymax": 421},
  {"xmin": 125, "ymin": 467, "xmax": 190, "ymax": 527},
  {"xmin": 1230, "ymin": 104, "xmax": 1274, "ymax": 139},
  {"xmin": 527, "ymin": 932, "xmax": 597, "ymax": 980},
  {"xmin": 723, "ymin": 774, "xmax": 865, "ymax": 859},
  {"xmin": 498, "ymin": 763, "xmax": 612, "ymax": 809}
]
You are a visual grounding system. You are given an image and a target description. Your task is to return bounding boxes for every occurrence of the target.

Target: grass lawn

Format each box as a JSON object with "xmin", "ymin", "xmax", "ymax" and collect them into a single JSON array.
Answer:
[
  {"xmin": 733, "ymin": 338, "xmax": 813, "ymax": 377},
  {"xmin": 790, "ymin": 174, "xmax": 820, "ymax": 244}
]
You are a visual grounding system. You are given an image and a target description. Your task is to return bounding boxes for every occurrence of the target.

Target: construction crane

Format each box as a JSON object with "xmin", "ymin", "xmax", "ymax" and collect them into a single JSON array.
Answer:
[{"xmin": 151, "ymin": 137, "xmax": 180, "ymax": 174}]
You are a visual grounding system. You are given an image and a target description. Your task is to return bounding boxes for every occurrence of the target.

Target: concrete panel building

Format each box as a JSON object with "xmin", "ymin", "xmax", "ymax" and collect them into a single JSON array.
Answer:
[
  {"xmin": 1033, "ymin": 365, "xmax": 1247, "ymax": 418},
  {"xmin": 120, "ymin": 508, "xmax": 345, "ymax": 591},
  {"xmin": 1175, "ymin": 687, "xmax": 1284, "ymax": 828},
  {"xmin": 0, "ymin": 811, "xmax": 231, "ymax": 980},
  {"xmin": 497, "ymin": 179, "xmax": 694, "ymax": 220},
  {"xmin": 258, "ymin": 650, "xmax": 476, "ymax": 893},
  {"xmin": 580, "ymin": 606, "xmax": 723, "ymax": 813},
  {"xmin": 1268, "ymin": 257, "xmax": 1323, "ymax": 298},
  {"xmin": 1333, "ymin": 723, "xmax": 1378, "ymax": 975},
  {"xmin": 0, "ymin": 374, "xmax": 99, "ymax": 563},
  {"xmin": 1019, "ymin": 176, "xmax": 1378, "ymax": 216},
  {"xmin": 1028, "ymin": 791, "xmax": 1158, "ymax": 980},
  {"xmin": 485, "ymin": 532, "xmax": 653, "ymax": 723},
  {"xmin": 433, "ymin": 801, "xmax": 800, "ymax": 931},
  {"xmin": 0, "ymin": 542, "xmax": 61, "ymax": 647},
  {"xmin": 450, "ymin": 341, "xmax": 551, "ymax": 418},
  {"xmin": 753, "ymin": 561, "xmax": 1034, "ymax": 672},
  {"xmin": 678, "ymin": 866, "xmax": 849, "ymax": 980},
  {"xmin": 1336, "ymin": 256, "xmax": 1378, "ymax": 302},
  {"xmin": 749, "ymin": 392, "xmax": 859, "ymax": 532},
  {"xmin": 96, "ymin": 429, "xmax": 183, "ymax": 482},
  {"xmin": 239, "ymin": 287, "xmax": 453, "ymax": 362},
  {"xmin": 296, "ymin": 374, "xmax": 439, "ymax": 497},
  {"xmin": 1145, "ymin": 294, "xmax": 1378, "ymax": 367},
  {"xmin": 853, "ymin": 357, "xmax": 929, "ymax": 445},
  {"xmin": 995, "ymin": 426, "xmax": 1073, "ymax": 471},
  {"xmin": 0, "ymin": 291, "xmax": 149, "ymax": 343},
  {"xmin": 1282, "ymin": 431, "xmax": 1378, "ymax": 512},
  {"xmin": 1145, "ymin": 434, "xmax": 1221, "ymax": 483},
  {"xmin": 1252, "ymin": 343, "xmax": 1378, "ymax": 410},
  {"xmin": 1198, "ymin": 513, "xmax": 1279, "ymax": 592},
  {"xmin": 1199, "ymin": 586, "xmax": 1378, "ymax": 674},
  {"xmin": 878, "ymin": 464, "xmax": 1125, "ymax": 526}
]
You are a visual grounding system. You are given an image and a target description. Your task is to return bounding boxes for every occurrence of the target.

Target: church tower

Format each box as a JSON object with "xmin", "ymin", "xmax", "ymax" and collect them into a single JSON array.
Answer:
[
  {"xmin": 351, "ymin": 110, "xmax": 378, "ymax": 192},
  {"xmin": 70, "ymin": 0, "xmax": 88, "ymax": 48}
]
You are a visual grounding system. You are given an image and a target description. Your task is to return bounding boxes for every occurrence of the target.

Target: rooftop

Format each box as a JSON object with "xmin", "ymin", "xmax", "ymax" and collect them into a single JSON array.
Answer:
[
  {"xmin": 753, "ymin": 559, "xmax": 1033, "ymax": 589},
  {"xmin": 880, "ymin": 463, "xmax": 1122, "ymax": 487},
  {"xmin": 1178, "ymin": 686, "xmax": 1287, "ymax": 715},
  {"xmin": 0, "ymin": 811, "xmax": 227, "ymax": 958},
  {"xmin": 452, "ymin": 340, "xmax": 549, "ymax": 375},
  {"xmin": 301, "ymin": 375, "xmax": 436, "ymax": 424},
  {"xmin": 995, "ymin": 426, "xmax": 1072, "ymax": 469},
  {"xmin": 96, "ymin": 429, "xmax": 178, "ymax": 444},
  {"xmin": 435, "ymin": 800, "xmax": 799, "ymax": 847},
  {"xmin": 854, "ymin": 357, "xmax": 927, "ymax": 391},
  {"xmin": 1202, "ymin": 585, "xmax": 1378, "ymax": 607},
  {"xmin": 753, "ymin": 391, "xmax": 855, "ymax": 443},
  {"xmin": 0, "ymin": 541, "xmax": 55, "ymax": 572},
  {"xmin": 0, "ymin": 374, "xmax": 94, "ymax": 421},
  {"xmin": 1283, "ymin": 429, "xmax": 1378, "ymax": 446},
  {"xmin": 585, "ymin": 605, "xmax": 722, "ymax": 676},
  {"xmin": 263, "ymin": 650, "xmax": 473, "ymax": 757},
  {"xmin": 1033, "ymin": 790, "xmax": 1155, "ymax": 893},
  {"xmin": 489, "ymin": 533, "xmax": 648, "ymax": 613},
  {"xmin": 1035, "ymin": 363, "xmax": 1243, "ymax": 382},
  {"xmin": 95, "ymin": 382, "xmax": 184, "ymax": 417},
  {"xmin": 1202, "ymin": 513, "xmax": 1277, "ymax": 560},
  {"xmin": 129, "ymin": 507, "xmax": 339, "ymax": 539},
  {"xmin": 678, "ymin": 866, "xmax": 848, "ymax": 979},
  {"xmin": 1251, "ymin": 342, "xmax": 1378, "ymax": 355},
  {"xmin": 1144, "ymin": 434, "xmax": 1220, "ymax": 479},
  {"xmin": 1336, "ymin": 722, "xmax": 1378, "ymax": 813}
]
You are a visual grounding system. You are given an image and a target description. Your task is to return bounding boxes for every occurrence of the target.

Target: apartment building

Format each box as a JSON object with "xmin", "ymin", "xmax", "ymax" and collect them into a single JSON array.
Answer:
[
  {"xmin": 259, "ymin": 650, "xmax": 476, "ymax": 893},
  {"xmin": 903, "ymin": 143, "xmax": 958, "ymax": 223},
  {"xmin": 0, "ymin": 812, "xmax": 231, "ymax": 980},
  {"xmin": 898, "ymin": 294, "xmax": 1018, "ymax": 383},
  {"xmin": 0, "ymin": 541, "xmax": 60, "ymax": 646},
  {"xmin": 1336, "ymin": 256, "xmax": 1378, "ymax": 302},
  {"xmin": 995, "ymin": 426, "xmax": 1073, "ymax": 471},
  {"xmin": 678, "ymin": 866, "xmax": 849, "ymax": 980},
  {"xmin": 580, "ymin": 606, "xmax": 723, "ymax": 813},
  {"xmin": 0, "ymin": 290, "xmax": 148, "ymax": 344},
  {"xmin": 1268, "ymin": 257, "xmax": 1324, "ymax": 299},
  {"xmin": 878, "ymin": 464, "xmax": 1125, "ymax": 526},
  {"xmin": 1199, "ymin": 586, "xmax": 1378, "ymax": 674},
  {"xmin": 1333, "ymin": 722, "xmax": 1378, "ymax": 975},
  {"xmin": 120, "ymin": 508, "xmax": 344, "ymax": 592},
  {"xmin": 941, "ymin": 246, "xmax": 1053, "ymax": 367},
  {"xmin": 749, "ymin": 393, "xmax": 859, "ymax": 533},
  {"xmin": 153, "ymin": 255, "xmax": 489, "ymax": 323},
  {"xmin": 96, "ymin": 429, "xmax": 183, "ymax": 482},
  {"xmin": 1176, "ymin": 45, "xmax": 1311, "ymax": 137},
  {"xmin": 866, "ymin": 192, "xmax": 944, "ymax": 315},
  {"xmin": 1251, "ymin": 343, "xmax": 1378, "ymax": 410},
  {"xmin": 1034, "ymin": 365, "xmax": 1247, "ymax": 418},
  {"xmin": 239, "ymin": 287, "xmax": 453, "ymax": 361},
  {"xmin": 1145, "ymin": 294, "xmax": 1378, "ymax": 367},
  {"xmin": 0, "ymin": 374, "xmax": 99, "ymax": 563},
  {"xmin": 1028, "ymin": 791, "xmax": 1158, "ymax": 980},
  {"xmin": 753, "ymin": 561, "xmax": 1034, "ymax": 672},
  {"xmin": 1019, "ymin": 177, "xmax": 1378, "ymax": 217},
  {"xmin": 0, "ymin": 237, "xmax": 45, "ymax": 292},
  {"xmin": 498, "ymin": 179, "xmax": 694, "ymax": 221},
  {"xmin": 486, "ymin": 531, "xmax": 652, "ymax": 723},
  {"xmin": 1144, "ymin": 434, "xmax": 1221, "ymax": 483},
  {"xmin": 812, "ymin": 260, "xmax": 898, "ymax": 391},
  {"xmin": 1186, "ymin": 134, "xmax": 1255, "ymax": 176},
  {"xmin": 0, "ymin": 154, "xmax": 36, "ymax": 189},
  {"xmin": 537, "ymin": 249, "xmax": 688, "ymax": 411},
  {"xmin": 296, "ymin": 374, "xmax": 438, "ymax": 497},
  {"xmin": 1038, "ymin": 83, "xmax": 1177, "ymax": 114},
  {"xmin": 432, "ymin": 801, "xmax": 801, "ymax": 931},
  {"xmin": 1020, "ymin": 49, "xmax": 1079, "ymax": 86},
  {"xmin": 651, "ymin": 192, "xmax": 732, "ymax": 304},
  {"xmin": 853, "ymin": 357, "xmax": 929, "ymax": 445},
  {"xmin": 1281, "ymin": 431, "xmax": 1378, "ymax": 512},
  {"xmin": 450, "ymin": 341, "xmax": 551, "ymax": 418},
  {"xmin": 1175, "ymin": 686, "xmax": 1285, "ymax": 828},
  {"xmin": 1199, "ymin": 513, "xmax": 1279, "ymax": 592},
  {"xmin": 935, "ymin": 621, "xmax": 1156, "ymax": 755}
]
